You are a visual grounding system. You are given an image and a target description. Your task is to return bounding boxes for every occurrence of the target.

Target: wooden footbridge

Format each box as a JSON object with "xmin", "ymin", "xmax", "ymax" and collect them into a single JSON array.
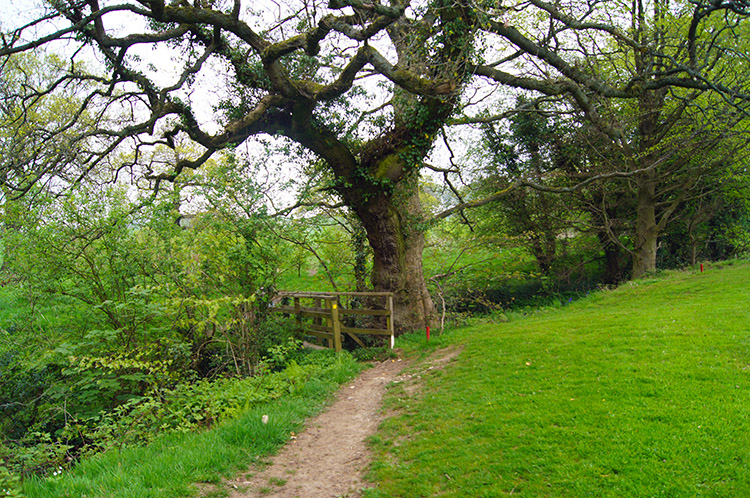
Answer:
[{"xmin": 271, "ymin": 291, "xmax": 395, "ymax": 352}]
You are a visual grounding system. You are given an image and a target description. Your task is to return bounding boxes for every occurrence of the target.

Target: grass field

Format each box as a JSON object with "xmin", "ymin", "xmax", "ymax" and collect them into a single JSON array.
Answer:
[{"xmin": 366, "ymin": 261, "xmax": 750, "ymax": 497}]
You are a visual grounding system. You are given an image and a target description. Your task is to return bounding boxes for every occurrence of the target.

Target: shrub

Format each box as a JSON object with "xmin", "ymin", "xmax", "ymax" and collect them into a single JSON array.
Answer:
[{"xmin": 1, "ymin": 350, "xmax": 347, "ymax": 478}]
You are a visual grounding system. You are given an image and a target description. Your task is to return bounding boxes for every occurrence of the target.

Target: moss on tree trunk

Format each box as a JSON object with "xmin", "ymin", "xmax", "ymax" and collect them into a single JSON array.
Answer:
[{"xmin": 346, "ymin": 169, "xmax": 435, "ymax": 333}]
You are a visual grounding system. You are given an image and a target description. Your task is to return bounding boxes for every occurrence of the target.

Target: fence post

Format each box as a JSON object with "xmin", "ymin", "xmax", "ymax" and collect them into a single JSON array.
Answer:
[
  {"xmin": 329, "ymin": 297, "xmax": 342, "ymax": 352},
  {"xmin": 314, "ymin": 297, "xmax": 322, "ymax": 326},
  {"xmin": 294, "ymin": 297, "xmax": 301, "ymax": 328},
  {"xmin": 387, "ymin": 294, "xmax": 395, "ymax": 349}
]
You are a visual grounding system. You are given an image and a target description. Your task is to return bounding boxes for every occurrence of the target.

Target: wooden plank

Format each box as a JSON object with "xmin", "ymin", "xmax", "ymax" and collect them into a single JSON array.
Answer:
[
  {"xmin": 308, "ymin": 323, "xmax": 333, "ymax": 333},
  {"xmin": 340, "ymin": 326, "xmax": 393, "ymax": 336},
  {"xmin": 305, "ymin": 331, "xmax": 333, "ymax": 340},
  {"xmin": 314, "ymin": 297, "xmax": 322, "ymax": 328},
  {"xmin": 272, "ymin": 305, "xmax": 294, "ymax": 314},
  {"xmin": 279, "ymin": 305, "xmax": 330, "ymax": 313},
  {"xmin": 387, "ymin": 294, "xmax": 395, "ymax": 349},
  {"xmin": 275, "ymin": 306, "xmax": 389, "ymax": 317},
  {"xmin": 337, "ymin": 308, "xmax": 391, "ymax": 316},
  {"xmin": 330, "ymin": 298, "xmax": 342, "ymax": 353},
  {"xmin": 346, "ymin": 331, "xmax": 366, "ymax": 348},
  {"xmin": 299, "ymin": 310, "xmax": 331, "ymax": 320},
  {"xmin": 276, "ymin": 291, "xmax": 394, "ymax": 298},
  {"xmin": 304, "ymin": 329, "xmax": 334, "ymax": 340},
  {"xmin": 272, "ymin": 306, "xmax": 331, "ymax": 319}
]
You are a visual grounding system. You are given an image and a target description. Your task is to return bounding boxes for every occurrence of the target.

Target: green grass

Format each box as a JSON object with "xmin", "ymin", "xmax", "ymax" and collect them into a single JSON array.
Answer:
[
  {"xmin": 20, "ymin": 355, "xmax": 362, "ymax": 498},
  {"xmin": 366, "ymin": 261, "xmax": 750, "ymax": 497}
]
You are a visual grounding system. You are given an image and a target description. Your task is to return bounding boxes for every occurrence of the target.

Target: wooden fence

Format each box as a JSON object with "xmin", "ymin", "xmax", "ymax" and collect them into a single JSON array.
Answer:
[{"xmin": 271, "ymin": 291, "xmax": 394, "ymax": 352}]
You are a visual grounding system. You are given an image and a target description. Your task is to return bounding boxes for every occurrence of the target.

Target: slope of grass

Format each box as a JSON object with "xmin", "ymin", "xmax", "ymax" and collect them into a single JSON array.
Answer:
[{"xmin": 367, "ymin": 260, "xmax": 750, "ymax": 497}]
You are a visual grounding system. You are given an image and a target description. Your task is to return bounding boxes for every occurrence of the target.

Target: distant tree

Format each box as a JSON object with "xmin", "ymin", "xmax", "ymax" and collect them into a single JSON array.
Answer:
[
  {"xmin": 659, "ymin": 159, "xmax": 750, "ymax": 266},
  {"xmin": 476, "ymin": 98, "xmax": 575, "ymax": 275},
  {"xmin": 566, "ymin": 2, "xmax": 750, "ymax": 277},
  {"xmin": 470, "ymin": 1, "xmax": 750, "ymax": 279}
]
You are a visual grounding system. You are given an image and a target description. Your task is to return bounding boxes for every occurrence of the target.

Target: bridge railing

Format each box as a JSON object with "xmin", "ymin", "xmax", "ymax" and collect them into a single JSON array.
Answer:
[{"xmin": 271, "ymin": 291, "xmax": 394, "ymax": 352}]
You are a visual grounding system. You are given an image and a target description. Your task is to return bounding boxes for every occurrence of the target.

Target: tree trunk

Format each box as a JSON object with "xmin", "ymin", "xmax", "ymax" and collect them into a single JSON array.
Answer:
[
  {"xmin": 529, "ymin": 234, "xmax": 556, "ymax": 275},
  {"xmin": 631, "ymin": 79, "xmax": 666, "ymax": 279},
  {"xmin": 291, "ymin": 119, "xmax": 439, "ymax": 333},
  {"xmin": 632, "ymin": 172, "xmax": 659, "ymax": 278},
  {"xmin": 351, "ymin": 173, "xmax": 435, "ymax": 333},
  {"xmin": 596, "ymin": 230, "xmax": 624, "ymax": 284},
  {"xmin": 349, "ymin": 216, "xmax": 370, "ymax": 293}
]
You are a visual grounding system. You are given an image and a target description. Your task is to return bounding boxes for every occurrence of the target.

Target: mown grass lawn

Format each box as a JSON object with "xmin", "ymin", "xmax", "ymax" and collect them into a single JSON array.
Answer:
[{"xmin": 367, "ymin": 261, "xmax": 750, "ymax": 497}]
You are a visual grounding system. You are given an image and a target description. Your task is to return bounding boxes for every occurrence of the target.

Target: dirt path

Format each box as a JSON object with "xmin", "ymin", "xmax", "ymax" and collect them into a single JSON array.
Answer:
[{"xmin": 226, "ymin": 356, "xmax": 410, "ymax": 498}]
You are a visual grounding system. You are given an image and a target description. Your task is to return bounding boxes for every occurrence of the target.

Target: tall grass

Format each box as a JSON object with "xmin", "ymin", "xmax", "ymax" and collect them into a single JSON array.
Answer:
[{"xmin": 367, "ymin": 261, "xmax": 750, "ymax": 497}]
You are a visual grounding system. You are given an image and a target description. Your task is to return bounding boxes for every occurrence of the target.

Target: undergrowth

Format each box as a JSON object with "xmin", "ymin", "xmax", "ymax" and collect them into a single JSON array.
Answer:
[{"xmin": 3, "ymin": 350, "xmax": 362, "ymax": 498}]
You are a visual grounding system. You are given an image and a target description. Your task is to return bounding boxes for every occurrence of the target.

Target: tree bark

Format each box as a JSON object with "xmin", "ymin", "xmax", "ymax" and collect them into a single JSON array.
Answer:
[
  {"xmin": 595, "ymin": 230, "xmax": 624, "ymax": 284},
  {"xmin": 348, "ymin": 170, "xmax": 435, "ymax": 333},
  {"xmin": 350, "ymin": 219, "xmax": 369, "ymax": 293},
  {"xmin": 690, "ymin": 237, "xmax": 698, "ymax": 266},
  {"xmin": 632, "ymin": 171, "xmax": 659, "ymax": 278},
  {"xmin": 529, "ymin": 232, "xmax": 557, "ymax": 275}
]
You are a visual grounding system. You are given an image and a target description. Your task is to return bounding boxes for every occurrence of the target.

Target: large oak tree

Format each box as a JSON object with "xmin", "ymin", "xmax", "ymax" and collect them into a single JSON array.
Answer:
[{"xmin": 1, "ymin": 0, "xmax": 748, "ymax": 329}]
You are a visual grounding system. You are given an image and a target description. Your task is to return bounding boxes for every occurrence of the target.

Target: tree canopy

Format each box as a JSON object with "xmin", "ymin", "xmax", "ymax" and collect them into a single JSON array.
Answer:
[{"xmin": 2, "ymin": 0, "xmax": 750, "ymax": 329}]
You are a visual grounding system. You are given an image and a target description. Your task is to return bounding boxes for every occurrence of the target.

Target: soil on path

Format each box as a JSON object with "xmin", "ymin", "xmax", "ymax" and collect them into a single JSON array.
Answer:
[{"xmin": 226, "ymin": 356, "xmax": 410, "ymax": 498}]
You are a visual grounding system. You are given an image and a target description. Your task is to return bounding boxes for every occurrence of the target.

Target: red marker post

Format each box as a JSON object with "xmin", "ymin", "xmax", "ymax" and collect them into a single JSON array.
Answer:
[
  {"xmin": 700, "ymin": 263, "xmax": 704, "ymax": 273},
  {"xmin": 426, "ymin": 326, "xmax": 430, "ymax": 342}
]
